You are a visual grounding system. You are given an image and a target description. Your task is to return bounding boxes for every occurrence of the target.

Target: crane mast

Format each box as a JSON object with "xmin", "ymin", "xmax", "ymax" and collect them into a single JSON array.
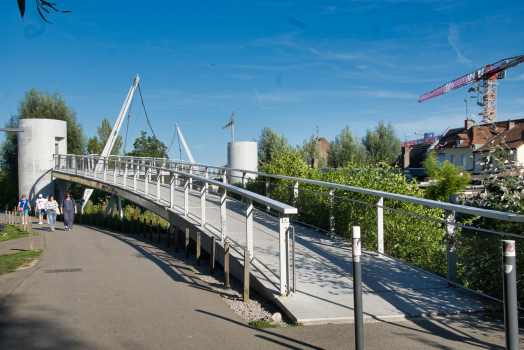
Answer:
[{"xmin": 419, "ymin": 54, "xmax": 524, "ymax": 123}]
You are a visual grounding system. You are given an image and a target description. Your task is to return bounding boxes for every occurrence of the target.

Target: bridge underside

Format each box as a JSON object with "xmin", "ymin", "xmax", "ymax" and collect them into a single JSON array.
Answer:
[{"xmin": 53, "ymin": 170, "xmax": 489, "ymax": 325}]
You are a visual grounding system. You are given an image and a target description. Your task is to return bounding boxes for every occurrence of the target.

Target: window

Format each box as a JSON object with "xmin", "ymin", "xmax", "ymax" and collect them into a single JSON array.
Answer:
[
  {"xmin": 460, "ymin": 155, "xmax": 466, "ymax": 167},
  {"xmin": 449, "ymin": 155, "xmax": 455, "ymax": 165}
]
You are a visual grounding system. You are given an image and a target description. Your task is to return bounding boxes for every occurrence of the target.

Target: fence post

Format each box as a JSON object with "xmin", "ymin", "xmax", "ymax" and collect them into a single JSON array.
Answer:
[
  {"xmin": 502, "ymin": 240, "xmax": 519, "ymax": 349},
  {"xmin": 166, "ymin": 223, "xmax": 170, "ymax": 248},
  {"xmin": 133, "ymin": 163, "xmax": 138, "ymax": 192},
  {"xmin": 185, "ymin": 228, "xmax": 190, "ymax": 258},
  {"xmin": 143, "ymin": 218, "xmax": 147, "ymax": 239},
  {"xmin": 265, "ymin": 178, "xmax": 270, "ymax": 212},
  {"xmin": 123, "ymin": 162, "xmax": 127, "ymax": 188},
  {"xmin": 279, "ymin": 212, "xmax": 290, "ymax": 296},
  {"xmin": 244, "ymin": 250, "xmax": 250, "ymax": 302},
  {"xmin": 200, "ymin": 182, "xmax": 206, "ymax": 227},
  {"xmin": 445, "ymin": 210, "xmax": 457, "ymax": 284},
  {"xmin": 149, "ymin": 219, "xmax": 153, "ymax": 242},
  {"xmin": 376, "ymin": 196, "xmax": 384, "ymax": 256},
  {"xmin": 157, "ymin": 222, "xmax": 161, "ymax": 244},
  {"xmin": 293, "ymin": 181, "xmax": 299, "ymax": 206},
  {"xmin": 184, "ymin": 177, "xmax": 189, "ymax": 216},
  {"xmin": 210, "ymin": 236, "xmax": 215, "ymax": 275},
  {"xmin": 352, "ymin": 226, "xmax": 364, "ymax": 350},
  {"xmin": 224, "ymin": 243, "xmax": 230, "ymax": 287},
  {"xmin": 156, "ymin": 168, "xmax": 161, "ymax": 202},
  {"xmin": 246, "ymin": 198, "xmax": 254, "ymax": 255},
  {"xmin": 174, "ymin": 226, "xmax": 179, "ymax": 253},
  {"xmin": 220, "ymin": 185, "xmax": 227, "ymax": 242},
  {"xmin": 329, "ymin": 187, "xmax": 335, "ymax": 234},
  {"xmin": 196, "ymin": 231, "xmax": 201, "ymax": 266},
  {"xmin": 145, "ymin": 167, "xmax": 149, "ymax": 197},
  {"xmin": 103, "ymin": 157, "xmax": 107, "ymax": 182}
]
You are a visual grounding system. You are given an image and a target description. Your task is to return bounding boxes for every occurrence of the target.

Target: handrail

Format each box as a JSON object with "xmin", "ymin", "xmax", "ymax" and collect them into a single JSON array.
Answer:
[
  {"xmin": 53, "ymin": 154, "xmax": 297, "ymax": 215},
  {"xmin": 99, "ymin": 154, "xmax": 524, "ymax": 223}
]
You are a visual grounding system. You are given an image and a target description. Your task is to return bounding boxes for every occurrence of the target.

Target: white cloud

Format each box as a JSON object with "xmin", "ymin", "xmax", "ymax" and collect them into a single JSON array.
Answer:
[{"xmin": 447, "ymin": 23, "xmax": 471, "ymax": 64}]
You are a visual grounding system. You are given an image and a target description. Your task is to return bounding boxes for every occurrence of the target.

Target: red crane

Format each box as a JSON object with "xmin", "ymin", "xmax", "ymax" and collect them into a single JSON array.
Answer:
[{"xmin": 418, "ymin": 54, "xmax": 524, "ymax": 123}]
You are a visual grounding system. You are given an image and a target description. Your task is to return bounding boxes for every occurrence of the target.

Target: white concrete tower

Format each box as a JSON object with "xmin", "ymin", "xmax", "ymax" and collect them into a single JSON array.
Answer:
[
  {"xmin": 227, "ymin": 141, "xmax": 258, "ymax": 184},
  {"xmin": 17, "ymin": 119, "xmax": 67, "ymax": 203}
]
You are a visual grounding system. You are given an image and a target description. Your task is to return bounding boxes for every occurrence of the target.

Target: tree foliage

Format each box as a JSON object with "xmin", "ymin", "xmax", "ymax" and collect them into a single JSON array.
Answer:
[
  {"xmin": 86, "ymin": 118, "xmax": 123, "ymax": 155},
  {"xmin": 256, "ymin": 126, "xmax": 289, "ymax": 166},
  {"xmin": 423, "ymin": 151, "xmax": 470, "ymax": 201},
  {"xmin": 297, "ymin": 134, "xmax": 326, "ymax": 168},
  {"xmin": 362, "ymin": 120, "xmax": 401, "ymax": 165},
  {"xmin": 126, "ymin": 131, "xmax": 168, "ymax": 158},
  {"xmin": 327, "ymin": 125, "xmax": 366, "ymax": 168},
  {"xmin": 17, "ymin": 0, "xmax": 70, "ymax": 24}
]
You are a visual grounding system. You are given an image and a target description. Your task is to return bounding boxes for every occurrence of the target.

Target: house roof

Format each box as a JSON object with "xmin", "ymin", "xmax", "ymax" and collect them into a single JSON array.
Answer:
[{"xmin": 474, "ymin": 123, "xmax": 524, "ymax": 152}]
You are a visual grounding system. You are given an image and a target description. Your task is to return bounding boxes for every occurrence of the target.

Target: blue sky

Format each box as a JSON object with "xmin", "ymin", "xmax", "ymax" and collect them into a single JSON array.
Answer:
[{"xmin": 1, "ymin": 0, "xmax": 524, "ymax": 165}]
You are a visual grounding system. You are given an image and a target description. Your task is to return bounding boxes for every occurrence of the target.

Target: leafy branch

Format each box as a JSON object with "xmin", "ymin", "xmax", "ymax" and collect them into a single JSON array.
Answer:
[{"xmin": 17, "ymin": 0, "xmax": 71, "ymax": 24}]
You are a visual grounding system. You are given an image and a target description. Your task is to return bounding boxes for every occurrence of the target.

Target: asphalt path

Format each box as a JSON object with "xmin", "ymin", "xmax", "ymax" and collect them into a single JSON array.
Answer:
[{"xmin": 0, "ymin": 219, "xmax": 521, "ymax": 349}]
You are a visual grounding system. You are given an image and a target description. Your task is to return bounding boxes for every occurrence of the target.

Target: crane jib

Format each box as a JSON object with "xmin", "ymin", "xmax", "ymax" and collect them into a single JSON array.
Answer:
[{"xmin": 417, "ymin": 55, "xmax": 524, "ymax": 103}]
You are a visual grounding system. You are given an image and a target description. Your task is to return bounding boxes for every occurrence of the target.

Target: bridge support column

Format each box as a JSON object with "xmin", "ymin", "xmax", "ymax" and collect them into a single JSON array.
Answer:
[
  {"xmin": 117, "ymin": 196, "xmax": 123, "ymax": 219},
  {"xmin": 279, "ymin": 212, "xmax": 290, "ymax": 296},
  {"xmin": 104, "ymin": 195, "xmax": 118, "ymax": 218},
  {"xmin": 376, "ymin": 197, "xmax": 384, "ymax": 256},
  {"xmin": 445, "ymin": 210, "xmax": 457, "ymax": 284}
]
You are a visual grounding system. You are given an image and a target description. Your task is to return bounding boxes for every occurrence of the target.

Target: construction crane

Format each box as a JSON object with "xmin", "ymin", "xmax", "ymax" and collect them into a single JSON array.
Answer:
[
  {"xmin": 222, "ymin": 110, "xmax": 235, "ymax": 142},
  {"xmin": 419, "ymin": 54, "xmax": 524, "ymax": 123},
  {"xmin": 175, "ymin": 124, "xmax": 195, "ymax": 163}
]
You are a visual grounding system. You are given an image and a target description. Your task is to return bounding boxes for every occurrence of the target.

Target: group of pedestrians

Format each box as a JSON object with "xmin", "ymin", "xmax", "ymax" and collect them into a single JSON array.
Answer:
[{"xmin": 18, "ymin": 193, "xmax": 77, "ymax": 232}]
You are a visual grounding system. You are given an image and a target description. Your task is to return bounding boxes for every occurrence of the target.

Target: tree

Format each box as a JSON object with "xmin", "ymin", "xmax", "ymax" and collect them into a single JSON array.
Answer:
[
  {"xmin": 297, "ymin": 134, "xmax": 327, "ymax": 168},
  {"xmin": 126, "ymin": 131, "xmax": 168, "ymax": 158},
  {"xmin": 86, "ymin": 118, "xmax": 123, "ymax": 155},
  {"xmin": 257, "ymin": 126, "xmax": 289, "ymax": 166},
  {"xmin": 423, "ymin": 151, "xmax": 470, "ymax": 201},
  {"xmin": 0, "ymin": 88, "xmax": 86, "ymax": 206},
  {"xmin": 362, "ymin": 120, "xmax": 402, "ymax": 165},
  {"xmin": 327, "ymin": 125, "xmax": 366, "ymax": 168}
]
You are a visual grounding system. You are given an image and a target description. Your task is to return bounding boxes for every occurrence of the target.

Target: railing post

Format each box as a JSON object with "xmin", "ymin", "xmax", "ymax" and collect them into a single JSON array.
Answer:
[
  {"xmin": 66, "ymin": 155, "xmax": 69, "ymax": 172},
  {"xmin": 200, "ymin": 180, "xmax": 206, "ymax": 226},
  {"xmin": 220, "ymin": 185, "xmax": 227, "ymax": 242},
  {"xmin": 502, "ymin": 240, "xmax": 519, "ymax": 349},
  {"xmin": 156, "ymin": 168, "xmax": 161, "ymax": 202},
  {"xmin": 246, "ymin": 198, "xmax": 254, "ymax": 255},
  {"xmin": 184, "ymin": 177, "xmax": 189, "ymax": 216},
  {"xmin": 133, "ymin": 162, "xmax": 137, "ymax": 192},
  {"xmin": 189, "ymin": 165, "xmax": 193, "ymax": 190},
  {"xmin": 74, "ymin": 155, "xmax": 78, "ymax": 176},
  {"xmin": 113, "ymin": 158, "xmax": 116, "ymax": 184},
  {"xmin": 204, "ymin": 167, "xmax": 209, "ymax": 194},
  {"xmin": 123, "ymin": 162, "xmax": 127, "ymax": 188},
  {"xmin": 103, "ymin": 157, "xmax": 107, "ymax": 182},
  {"xmin": 376, "ymin": 196, "xmax": 384, "ymax": 256},
  {"xmin": 265, "ymin": 178, "xmax": 270, "ymax": 211},
  {"xmin": 84, "ymin": 157, "xmax": 87, "ymax": 177},
  {"xmin": 329, "ymin": 187, "xmax": 335, "ymax": 234},
  {"xmin": 293, "ymin": 181, "xmax": 299, "ymax": 206},
  {"xmin": 170, "ymin": 171, "xmax": 175, "ymax": 208},
  {"xmin": 279, "ymin": 212, "xmax": 290, "ymax": 296},
  {"xmin": 445, "ymin": 210, "xmax": 457, "ymax": 283},
  {"xmin": 242, "ymin": 172, "xmax": 246, "ymax": 189},
  {"xmin": 145, "ymin": 167, "xmax": 149, "ymax": 196}
]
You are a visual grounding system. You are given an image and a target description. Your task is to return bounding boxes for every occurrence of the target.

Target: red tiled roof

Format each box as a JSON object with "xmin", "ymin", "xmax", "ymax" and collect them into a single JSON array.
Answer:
[{"xmin": 474, "ymin": 123, "xmax": 524, "ymax": 152}]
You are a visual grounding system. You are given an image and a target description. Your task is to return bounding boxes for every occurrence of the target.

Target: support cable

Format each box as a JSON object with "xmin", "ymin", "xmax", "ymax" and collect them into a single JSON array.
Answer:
[{"xmin": 137, "ymin": 83, "xmax": 157, "ymax": 138}]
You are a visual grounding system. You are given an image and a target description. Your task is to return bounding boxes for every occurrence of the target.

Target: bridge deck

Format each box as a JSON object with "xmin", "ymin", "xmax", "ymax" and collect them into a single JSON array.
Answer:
[{"xmin": 54, "ymin": 166, "xmax": 488, "ymax": 324}]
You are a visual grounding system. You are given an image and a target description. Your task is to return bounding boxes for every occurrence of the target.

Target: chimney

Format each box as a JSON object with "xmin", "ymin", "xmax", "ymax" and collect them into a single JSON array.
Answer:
[
  {"xmin": 508, "ymin": 119, "xmax": 515, "ymax": 129},
  {"xmin": 465, "ymin": 119, "xmax": 472, "ymax": 130}
]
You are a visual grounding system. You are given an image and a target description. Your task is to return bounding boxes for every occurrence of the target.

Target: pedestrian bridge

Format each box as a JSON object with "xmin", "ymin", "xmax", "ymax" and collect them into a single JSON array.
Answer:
[{"xmin": 52, "ymin": 154, "xmax": 513, "ymax": 324}]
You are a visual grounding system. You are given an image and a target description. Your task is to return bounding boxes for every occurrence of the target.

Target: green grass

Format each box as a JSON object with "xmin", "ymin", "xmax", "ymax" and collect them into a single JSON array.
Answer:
[
  {"xmin": 0, "ymin": 249, "xmax": 43, "ymax": 275},
  {"xmin": 248, "ymin": 320, "xmax": 303, "ymax": 329},
  {"xmin": 0, "ymin": 224, "xmax": 39, "ymax": 242}
]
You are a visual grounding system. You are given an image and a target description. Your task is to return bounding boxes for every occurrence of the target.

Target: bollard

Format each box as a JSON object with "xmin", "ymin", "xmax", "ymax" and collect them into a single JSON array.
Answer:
[
  {"xmin": 196, "ymin": 232, "xmax": 201, "ymax": 266},
  {"xmin": 166, "ymin": 224, "xmax": 171, "ymax": 248},
  {"xmin": 28, "ymin": 221, "xmax": 34, "ymax": 251},
  {"xmin": 352, "ymin": 226, "xmax": 364, "ymax": 350},
  {"xmin": 143, "ymin": 218, "xmax": 147, "ymax": 239},
  {"xmin": 209, "ymin": 236, "xmax": 215, "ymax": 275},
  {"xmin": 502, "ymin": 240, "xmax": 519, "ymax": 350},
  {"xmin": 149, "ymin": 219, "xmax": 153, "ymax": 242},
  {"xmin": 224, "ymin": 243, "xmax": 230, "ymax": 287},
  {"xmin": 174, "ymin": 226, "xmax": 179, "ymax": 253},
  {"xmin": 185, "ymin": 228, "xmax": 189, "ymax": 258},
  {"xmin": 157, "ymin": 222, "xmax": 161, "ymax": 244},
  {"xmin": 244, "ymin": 250, "xmax": 250, "ymax": 302}
]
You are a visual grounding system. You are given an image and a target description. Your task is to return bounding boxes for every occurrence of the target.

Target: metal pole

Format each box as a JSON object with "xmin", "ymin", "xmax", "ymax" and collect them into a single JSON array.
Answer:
[
  {"xmin": 376, "ymin": 196, "xmax": 384, "ymax": 256},
  {"xmin": 352, "ymin": 226, "xmax": 364, "ymax": 350},
  {"xmin": 502, "ymin": 240, "xmax": 519, "ymax": 350}
]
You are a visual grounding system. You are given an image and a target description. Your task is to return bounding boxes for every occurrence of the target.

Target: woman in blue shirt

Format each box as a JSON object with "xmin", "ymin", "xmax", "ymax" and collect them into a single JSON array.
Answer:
[{"xmin": 18, "ymin": 194, "xmax": 31, "ymax": 225}]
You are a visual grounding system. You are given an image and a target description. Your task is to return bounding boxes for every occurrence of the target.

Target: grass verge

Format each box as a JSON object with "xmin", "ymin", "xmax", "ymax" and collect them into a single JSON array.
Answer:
[
  {"xmin": 0, "ymin": 250, "xmax": 43, "ymax": 275},
  {"xmin": 0, "ymin": 224, "xmax": 39, "ymax": 242},
  {"xmin": 248, "ymin": 320, "xmax": 303, "ymax": 329}
]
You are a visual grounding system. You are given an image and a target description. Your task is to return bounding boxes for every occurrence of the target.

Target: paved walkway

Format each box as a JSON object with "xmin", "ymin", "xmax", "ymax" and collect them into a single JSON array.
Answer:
[
  {"xmin": 53, "ymin": 167, "xmax": 491, "ymax": 324},
  {"xmin": 1, "ymin": 220, "xmax": 522, "ymax": 349}
]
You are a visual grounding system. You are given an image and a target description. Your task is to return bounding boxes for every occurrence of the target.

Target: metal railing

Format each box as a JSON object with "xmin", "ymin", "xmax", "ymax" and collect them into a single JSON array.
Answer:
[
  {"xmin": 92, "ymin": 154, "xmax": 524, "ymax": 306},
  {"xmin": 53, "ymin": 154, "xmax": 297, "ymax": 296}
]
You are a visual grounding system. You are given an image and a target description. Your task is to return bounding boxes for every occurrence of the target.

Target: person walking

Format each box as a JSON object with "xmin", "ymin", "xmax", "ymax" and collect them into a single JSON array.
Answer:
[
  {"xmin": 46, "ymin": 195, "xmax": 59, "ymax": 231},
  {"xmin": 18, "ymin": 194, "xmax": 31, "ymax": 225},
  {"xmin": 60, "ymin": 193, "xmax": 76, "ymax": 231},
  {"xmin": 35, "ymin": 194, "xmax": 47, "ymax": 224}
]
